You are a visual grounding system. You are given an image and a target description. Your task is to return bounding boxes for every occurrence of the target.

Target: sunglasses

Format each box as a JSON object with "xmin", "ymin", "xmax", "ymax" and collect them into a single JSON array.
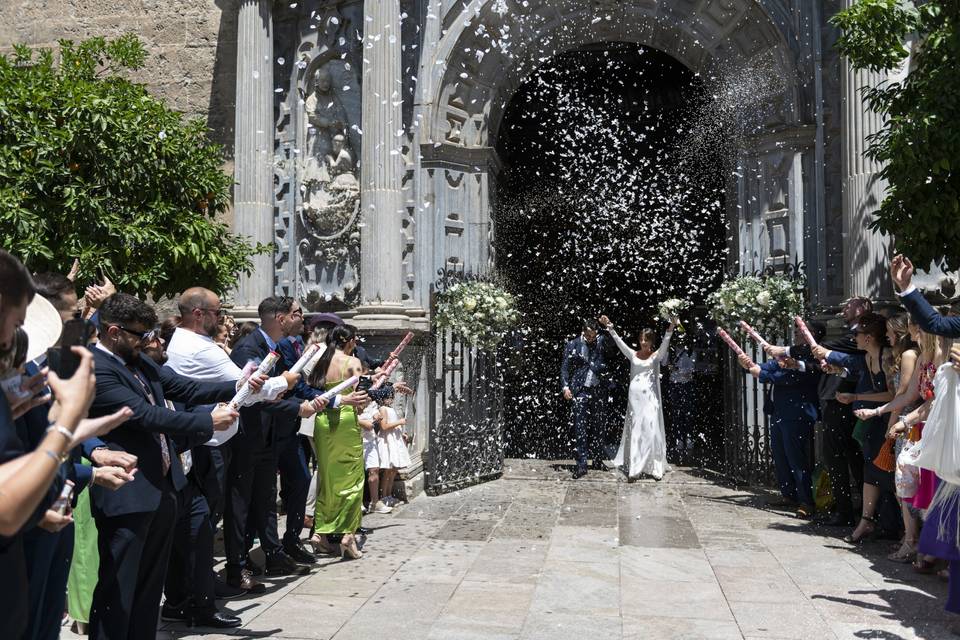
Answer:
[{"xmin": 114, "ymin": 325, "xmax": 158, "ymax": 343}]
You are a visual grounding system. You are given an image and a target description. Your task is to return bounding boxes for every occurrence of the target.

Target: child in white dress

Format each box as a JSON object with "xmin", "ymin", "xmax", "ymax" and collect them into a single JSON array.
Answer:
[
  {"xmin": 358, "ymin": 400, "xmax": 391, "ymax": 514},
  {"xmin": 377, "ymin": 388, "xmax": 410, "ymax": 507}
]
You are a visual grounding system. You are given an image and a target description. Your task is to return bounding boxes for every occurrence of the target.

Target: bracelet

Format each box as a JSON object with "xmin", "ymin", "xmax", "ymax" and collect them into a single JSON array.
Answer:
[
  {"xmin": 41, "ymin": 450, "xmax": 62, "ymax": 466},
  {"xmin": 46, "ymin": 425, "xmax": 74, "ymax": 442}
]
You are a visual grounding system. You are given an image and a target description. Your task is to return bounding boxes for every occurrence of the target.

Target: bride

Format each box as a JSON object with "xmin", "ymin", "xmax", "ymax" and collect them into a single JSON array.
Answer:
[{"xmin": 598, "ymin": 314, "xmax": 677, "ymax": 481}]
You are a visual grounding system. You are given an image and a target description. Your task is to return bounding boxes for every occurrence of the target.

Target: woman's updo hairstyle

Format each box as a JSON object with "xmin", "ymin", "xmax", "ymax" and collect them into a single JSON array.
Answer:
[{"xmin": 307, "ymin": 324, "xmax": 357, "ymax": 388}]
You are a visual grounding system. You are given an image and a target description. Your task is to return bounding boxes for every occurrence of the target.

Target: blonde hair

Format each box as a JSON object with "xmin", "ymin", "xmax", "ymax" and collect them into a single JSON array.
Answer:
[{"xmin": 917, "ymin": 328, "xmax": 947, "ymax": 367}]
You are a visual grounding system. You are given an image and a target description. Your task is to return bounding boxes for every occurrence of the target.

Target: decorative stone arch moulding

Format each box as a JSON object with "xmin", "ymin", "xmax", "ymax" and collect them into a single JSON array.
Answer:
[{"xmin": 420, "ymin": 0, "xmax": 811, "ymax": 153}]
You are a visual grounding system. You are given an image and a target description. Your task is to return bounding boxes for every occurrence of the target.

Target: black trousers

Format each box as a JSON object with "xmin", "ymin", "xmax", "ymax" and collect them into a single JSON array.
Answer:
[
  {"xmin": 23, "ymin": 523, "xmax": 74, "ymax": 640},
  {"xmin": 572, "ymin": 389, "xmax": 605, "ymax": 470},
  {"xmin": 822, "ymin": 399, "xmax": 863, "ymax": 516},
  {"xmin": 225, "ymin": 434, "xmax": 281, "ymax": 578},
  {"xmin": 89, "ymin": 480, "xmax": 179, "ymax": 640},
  {"xmin": 0, "ymin": 536, "xmax": 28, "ymax": 639},
  {"xmin": 277, "ymin": 434, "xmax": 311, "ymax": 547},
  {"xmin": 193, "ymin": 443, "xmax": 231, "ymax": 528},
  {"xmin": 164, "ymin": 475, "xmax": 216, "ymax": 617}
]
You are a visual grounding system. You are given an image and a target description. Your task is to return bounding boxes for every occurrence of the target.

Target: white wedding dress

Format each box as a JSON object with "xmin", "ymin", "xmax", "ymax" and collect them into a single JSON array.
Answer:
[{"xmin": 608, "ymin": 326, "xmax": 672, "ymax": 480}]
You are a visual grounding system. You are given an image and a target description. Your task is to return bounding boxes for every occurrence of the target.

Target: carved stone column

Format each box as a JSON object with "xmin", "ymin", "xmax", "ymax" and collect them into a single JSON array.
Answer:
[
  {"xmin": 232, "ymin": 0, "xmax": 274, "ymax": 310},
  {"xmin": 358, "ymin": 0, "xmax": 405, "ymax": 313},
  {"xmin": 841, "ymin": 17, "xmax": 891, "ymax": 299}
]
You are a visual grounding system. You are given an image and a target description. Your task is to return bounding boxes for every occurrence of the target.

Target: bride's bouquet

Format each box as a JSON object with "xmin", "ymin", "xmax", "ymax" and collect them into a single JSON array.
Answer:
[{"xmin": 658, "ymin": 298, "xmax": 691, "ymax": 333}]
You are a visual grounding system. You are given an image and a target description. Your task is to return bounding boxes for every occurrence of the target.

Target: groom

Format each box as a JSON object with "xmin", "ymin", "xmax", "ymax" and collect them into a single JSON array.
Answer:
[{"xmin": 561, "ymin": 318, "xmax": 609, "ymax": 479}]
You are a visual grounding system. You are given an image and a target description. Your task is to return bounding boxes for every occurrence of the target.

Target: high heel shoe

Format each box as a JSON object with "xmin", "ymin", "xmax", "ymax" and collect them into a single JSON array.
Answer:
[
  {"xmin": 340, "ymin": 534, "xmax": 363, "ymax": 560},
  {"xmin": 843, "ymin": 515, "xmax": 877, "ymax": 544},
  {"xmin": 309, "ymin": 533, "xmax": 339, "ymax": 556}
]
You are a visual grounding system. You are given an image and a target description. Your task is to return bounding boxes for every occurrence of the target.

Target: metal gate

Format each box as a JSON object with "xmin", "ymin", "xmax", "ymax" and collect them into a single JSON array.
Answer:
[{"xmin": 425, "ymin": 269, "xmax": 506, "ymax": 495}]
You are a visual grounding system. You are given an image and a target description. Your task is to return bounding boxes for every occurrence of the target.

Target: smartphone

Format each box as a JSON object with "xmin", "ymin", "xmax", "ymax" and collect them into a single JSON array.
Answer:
[
  {"xmin": 56, "ymin": 318, "xmax": 94, "ymax": 379},
  {"xmin": 355, "ymin": 375, "xmax": 373, "ymax": 393}
]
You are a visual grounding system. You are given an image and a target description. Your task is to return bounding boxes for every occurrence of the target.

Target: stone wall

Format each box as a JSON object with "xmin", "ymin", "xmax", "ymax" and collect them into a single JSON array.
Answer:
[{"xmin": 0, "ymin": 0, "xmax": 236, "ymax": 151}]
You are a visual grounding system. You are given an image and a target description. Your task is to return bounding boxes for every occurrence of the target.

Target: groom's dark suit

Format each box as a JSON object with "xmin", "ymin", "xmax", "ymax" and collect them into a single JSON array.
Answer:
[{"xmin": 561, "ymin": 334, "xmax": 609, "ymax": 472}]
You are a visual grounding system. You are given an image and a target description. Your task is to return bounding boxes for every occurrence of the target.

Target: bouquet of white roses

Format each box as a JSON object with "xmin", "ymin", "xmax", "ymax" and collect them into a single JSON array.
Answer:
[
  {"xmin": 707, "ymin": 275, "xmax": 804, "ymax": 338},
  {"xmin": 658, "ymin": 298, "xmax": 691, "ymax": 333},
  {"xmin": 435, "ymin": 281, "xmax": 519, "ymax": 351}
]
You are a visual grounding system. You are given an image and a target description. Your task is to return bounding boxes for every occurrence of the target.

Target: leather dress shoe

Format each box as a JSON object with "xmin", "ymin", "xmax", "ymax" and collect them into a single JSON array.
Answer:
[
  {"xmin": 214, "ymin": 578, "xmax": 246, "ymax": 600},
  {"xmin": 283, "ymin": 541, "xmax": 317, "ymax": 565},
  {"xmin": 244, "ymin": 556, "xmax": 264, "ymax": 576},
  {"xmin": 590, "ymin": 459, "xmax": 606, "ymax": 471},
  {"xmin": 160, "ymin": 603, "xmax": 189, "ymax": 622},
  {"xmin": 190, "ymin": 611, "xmax": 243, "ymax": 629},
  {"xmin": 265, "ymin": 551, "xmax": 311, "ymax": 576},
  {"xmin": 571, "ymin": 468, "xmax": 587, "ymax": 480},
  {"xmin": 226, "ymin": 570, "xmax": 266, "ymax": 594}
]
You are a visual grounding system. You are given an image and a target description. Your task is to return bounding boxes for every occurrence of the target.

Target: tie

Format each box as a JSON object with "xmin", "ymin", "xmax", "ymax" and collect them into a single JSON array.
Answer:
[{"xmin": 127, "ymin": 364, "xmax": 171, "ymax": 476}]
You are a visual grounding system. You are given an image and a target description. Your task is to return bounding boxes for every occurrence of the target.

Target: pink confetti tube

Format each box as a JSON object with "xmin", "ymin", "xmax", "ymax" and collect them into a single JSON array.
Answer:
[
  {"xmin": 288, "ymin": 343, "xmax": 320, "ymax": 375},
  {"xmin": 319, "ymin": 375, "xmax": 360, "ymax": 402},
  {"xmin": 389, "ymin": 332, "xmax": 414, "ymax": 359},
  {"xmin": 230, "ymin": 351, "xmax": 280, "ymax": 409},
  {"xmin": 717, "ymin": 328, "xmax": 754, "ymax": 366},
  {"xmin": 738, "ymin": 321, "xmax": 769, "ymax": 347},
  {"xmin": 371, "ymin": 358, "xmax": 400, "ymax": 390},
  {"xmin": 794, "ymin": 316, "xmax": 818, "ymax": 348}
]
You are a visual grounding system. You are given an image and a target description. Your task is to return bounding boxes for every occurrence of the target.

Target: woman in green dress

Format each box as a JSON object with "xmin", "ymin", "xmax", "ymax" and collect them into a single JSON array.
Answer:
[{"xmin": 307, "ymin": 325, "xmax": 365, "ymax": 559}]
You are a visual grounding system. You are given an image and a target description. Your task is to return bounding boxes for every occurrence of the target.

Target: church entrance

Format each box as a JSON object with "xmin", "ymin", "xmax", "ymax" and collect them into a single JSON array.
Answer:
[{"xmin": 494, "ymin": 43, "xmax": 729, "ymax": 466}]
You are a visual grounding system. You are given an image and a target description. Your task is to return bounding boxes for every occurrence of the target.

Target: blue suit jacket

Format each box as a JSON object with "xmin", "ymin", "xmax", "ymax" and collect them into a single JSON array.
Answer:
[
  {"xmin": 86, "ymin": 348, "xmax": 235, "ymax": 517},
  {"xmin": 758, "ymin": 360, "xmax": 820, "ymax": 423},
  {"xmin": 902, "ymin": 289, "xmax": 960, "ymax": 338},
  {"xmin": 560, "ymin": 335, "xmax": 609, "ymax": 396},
  {"xmin": 230, "ymin": 331, "xmax": 301, "ymax": 446}
]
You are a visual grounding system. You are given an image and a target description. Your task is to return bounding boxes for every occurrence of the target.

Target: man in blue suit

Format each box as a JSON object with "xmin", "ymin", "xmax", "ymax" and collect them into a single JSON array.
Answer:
[
  {"xmin": 86, "ymin": 294, "xmax": 239, "ymax": 640},
  {"xmin": 561, "ymin": 318, "xmax": 609, "ymax": 478},
  {"xmin": 892, "ymin": 254, "xmax": 960, "ymax": 339},
  {"xmin": 741, "ymin": 322, "xmax": 825, "ymax": 518}
]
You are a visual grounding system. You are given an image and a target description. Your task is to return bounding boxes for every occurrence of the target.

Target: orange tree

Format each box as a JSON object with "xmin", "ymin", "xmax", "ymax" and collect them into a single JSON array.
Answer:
[{"xmin": 0, "ymin": 35, "xmax": 269, "ymax": 296}]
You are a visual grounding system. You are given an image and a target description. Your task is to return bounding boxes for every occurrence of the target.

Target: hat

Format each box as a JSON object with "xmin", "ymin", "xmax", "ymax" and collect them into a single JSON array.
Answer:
[
  {"xmin": 23, "ymin": 294, "xmax": 63, "ymax": 362},
  {"xmin": 306, "ymin": 312, "xmax": 344, "ymax": 332}
]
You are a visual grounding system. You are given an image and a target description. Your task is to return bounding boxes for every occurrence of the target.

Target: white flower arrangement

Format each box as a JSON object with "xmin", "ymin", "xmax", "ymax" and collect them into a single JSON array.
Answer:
[
  {"xmin": 658, "ymin": 298, "xmax": 691, "ymax": 332},
  {"xmin": 707, "ymin": 275, "xmax": 804, "ymax": 337},
  {"xmin": 435, "ymin": 281, "xmax": 519, "ymax": 351}
]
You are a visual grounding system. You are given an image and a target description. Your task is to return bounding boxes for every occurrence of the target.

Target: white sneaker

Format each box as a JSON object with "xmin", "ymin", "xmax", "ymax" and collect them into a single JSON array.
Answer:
[{"xmin": 372, "ymin": 501, "xmax": 393, "ymax": 514}]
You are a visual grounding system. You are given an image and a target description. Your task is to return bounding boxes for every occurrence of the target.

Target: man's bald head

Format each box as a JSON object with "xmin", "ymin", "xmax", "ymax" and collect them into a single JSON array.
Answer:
[{"xmin": 178, "ymin": 287, "xmax": 222, "ymax": 336}]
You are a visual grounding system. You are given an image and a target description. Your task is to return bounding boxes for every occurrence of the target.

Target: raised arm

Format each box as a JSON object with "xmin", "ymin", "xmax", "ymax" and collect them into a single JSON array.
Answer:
[
  {"xmin": 654, "ymin": 327, "xmax": 674, "ymax": 364},
  {"xmin": 606, "ymin": 326, "xmax": 636, "ymax": 361}
]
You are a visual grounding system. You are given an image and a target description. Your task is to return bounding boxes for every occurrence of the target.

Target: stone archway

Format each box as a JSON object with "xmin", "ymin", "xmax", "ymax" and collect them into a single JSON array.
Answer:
[{"xmin": 413, "ymin": 0, "xmax": 819, "ymax": 311}]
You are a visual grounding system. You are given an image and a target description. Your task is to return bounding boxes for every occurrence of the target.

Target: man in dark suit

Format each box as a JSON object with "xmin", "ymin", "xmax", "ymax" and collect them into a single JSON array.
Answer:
[
  {"xmin": 226, "ymin": 296, "xmax": 317, "ymax": 588},
  {"xmin": 741, "ymin": 323, "xmax": 824, "ymax": 518},
  {"xmin": 768, "ymin": 297, "xmax": 871, "ymax": 526},
  {"xmin": 892, "ymin": 254, "xmax": 960, "ymax": 339},
  {"xmin": 86, "ymin": 293, "xmax": 238, "ymax": 640},
  {"xmin": 276, "ymin": 327, "xmax": 322, "ymax": 563},
  {"xmin": 561, "ymin": 318, "xmax": 610, "ymax": 478}
]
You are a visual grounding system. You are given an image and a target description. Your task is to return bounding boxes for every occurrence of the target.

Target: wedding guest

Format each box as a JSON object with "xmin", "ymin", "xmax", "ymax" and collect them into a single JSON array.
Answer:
[
  {"xmin": 812, "ymin": 313, "xmax": 896, "ymax": 543},
  {"xmin": 307, "ymin": 325, "xmax": 367, "ymax": 559},
  {"xmin": 855, "ymin": 315, "xmax": 922, "ymax": 561},
  {"xmin": 86, "ymin": 293, "xmax": 239, "ymax": 640},
  {"xmin": 227, "ymin": 297, "xmax": 318, "ymax": 583},
  {"xmin": 738, "ymin": 321, "xmax": 824, "ymax": 519},
  {"xmin": 892, "ymin": 255, "xmax": 960, "ymax": 338},
  {"xmin": 275, "ymin": 308, "xmax": 324, "ymax": 565},
  {"xmin": 358, "ymin": 398, "xmax": 390, "ymax": 514},
  {"xmin": 561, "ymin": 318, "xmax": 610, "ymax": 478},
  {"xmin": 768, "ymin": 296, "xmax": 872, "ymax": 527},
  {"xmin": 377, "ymin": 385, "xmax": 410, "ymax": 507},
  {"xmin": 667, "ymin": 339, "xmax": 696, "ymax": 462}
]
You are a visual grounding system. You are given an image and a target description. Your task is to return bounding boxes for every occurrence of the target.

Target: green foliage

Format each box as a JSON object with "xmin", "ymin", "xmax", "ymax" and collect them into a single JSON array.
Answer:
[
  {"xmin": 832, "ymin": 1, "xmax": 960, "ymax": 271},
  {"xmin": 0, "ymin": 36, "xmax": 270, "ymax": 297}
]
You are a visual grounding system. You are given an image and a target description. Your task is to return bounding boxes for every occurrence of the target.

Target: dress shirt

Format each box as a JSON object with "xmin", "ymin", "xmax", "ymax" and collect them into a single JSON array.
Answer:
[{"xmin": 165, "ymin": 327, "xmax": 287, "ymax": 446}]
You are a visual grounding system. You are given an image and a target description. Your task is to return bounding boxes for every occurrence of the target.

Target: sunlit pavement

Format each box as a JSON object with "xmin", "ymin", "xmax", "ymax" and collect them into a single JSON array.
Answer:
[{"xmin": 64, "ymin": 460, "xmax": 958, "ymax": 639}]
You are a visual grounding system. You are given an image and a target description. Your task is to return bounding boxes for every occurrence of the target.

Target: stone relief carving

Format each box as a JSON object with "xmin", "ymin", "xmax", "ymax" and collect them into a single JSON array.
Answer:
[{"xmin": 284, "ymin": 3, "xmax": 365, "ymax": 310}]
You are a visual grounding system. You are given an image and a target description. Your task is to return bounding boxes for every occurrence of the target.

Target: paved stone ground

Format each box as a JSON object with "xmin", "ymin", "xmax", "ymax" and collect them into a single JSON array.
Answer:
[{"xmin": 65, "ymin": 460, "xmax": 959, "ymax": 639}]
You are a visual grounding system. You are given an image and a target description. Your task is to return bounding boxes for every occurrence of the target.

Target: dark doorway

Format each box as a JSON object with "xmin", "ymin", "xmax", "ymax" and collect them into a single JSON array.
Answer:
[{"xmin": 495, "ymin": 43, "xmax": 728, "ymax": 465}]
